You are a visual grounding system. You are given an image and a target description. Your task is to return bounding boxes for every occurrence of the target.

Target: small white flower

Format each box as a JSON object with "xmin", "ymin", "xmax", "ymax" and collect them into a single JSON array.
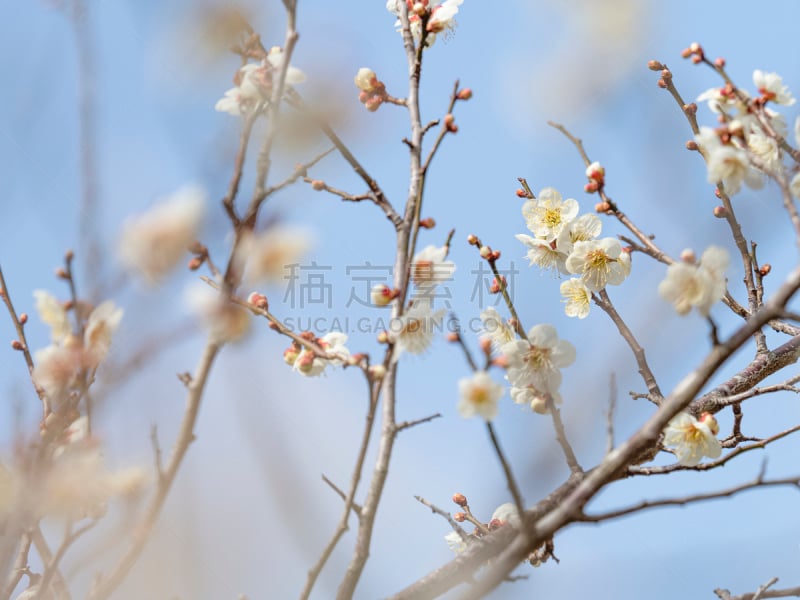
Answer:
[
  {"xmin": 371, "ymin": 284, "xmax": 394, "ymax": 307},
  {"xmin": 479, "ymin": 307, "xmax": 515, "ymax": 350},
  {"xmin": 753, "ymin": 70, "xmax": 795, "ymax": 106},
  {"xmin": 411, "ymin": 245, "xmax": 455, "ymax": 289},
  {"xmin": 33, "ymin": 344, "xmax": 81, "ymax": 403},
  {"xmin": 185, "ymin": 282, "xmax": 250, "ymax": 343},
  {"xmin": 559, "ymin": 278, "xmax": 591, "ymax": 319},
  {"xmin": 503, "ymin": 324, "xmax": 575, "ymax": 392},
  {"xmin": 555, "ymin": 213, "xmax": 602, "ymax": 256},
  {"xmin": 118, "ymin": 185, "xmax": 206, "ymax": 285},
  {"xmin": 695, "ymin": 127, "xmax": 763, "ymax": 195},
  {"xmin": 491, "ymin": 502, "xmax": 521, "ymax": 527},
  {"xmin": 658, "ymin": 246, "xmax": 729, "ymax": 316},
  {"xmin": 565, "ymin": 237, "xmax": 627, "ymax": 291},
  {"xmin": 83, "ymin": 301, "xmax": 124, "ymax": 368},
  {"xmin": 696, "ymin": 87, "xmax": 749, "ymax": 115},
  {"xmin": 510, "ymin": 384, "xmax": 560, "ymax": 414},
  {"xmin": 427, "ymin": 0, "xmax": 463, "ymax": 34},
  {"xmin": 239, "ymin": 226, "xmax": 312, "ymax": 285},
  {"xmin": 516, "ymin": 234, "xmax": 569, "ymax": 275},
  {"xmin": 215, "ymin": 50, "xmax": 306, "ymax": 116},
  {"xmin": 747, "ymin": 131, "xmax": 781, "ymax": 174},
  {"xmin": 292, "ymin": 332, "xmax": 350, "ymax": 377},
  {"xmin": 521, "ymin": 188, "xmax": 579, "ymax": 242},
  {"xmin": 355, "ymin": 67, "xmax": 377, "ymax": 92},
  {"xmin": 662, "ymin": 412, "xmax": 722, "ymax": 466},
  {"xmin": 444, "ymin": 530, "xmax": 469, "ymax": 554},
  {"xmin": 33, "ymin": 290, "xmax": 71, "ymax": 344},
  {"xmin": 457, "ymin": 371, "xmax": 503, "ymax": 421},
  {"xmin": 389, "ymin": 300, "xmax": 446, "ymax": 360}
]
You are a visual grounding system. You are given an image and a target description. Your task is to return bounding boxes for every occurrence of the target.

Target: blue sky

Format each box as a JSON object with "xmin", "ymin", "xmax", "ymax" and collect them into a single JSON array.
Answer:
[{"xmin": 2, "ymin": 1, "xmax": 800, "ymax": 598}]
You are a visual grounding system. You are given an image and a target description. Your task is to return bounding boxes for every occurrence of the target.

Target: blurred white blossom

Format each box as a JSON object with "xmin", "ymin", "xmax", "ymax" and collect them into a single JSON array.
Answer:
[
  {"xmin": 457, "ymin": 371, "xmax": 503, "ymax": 421},
  {"xmin": 662, "ymin": 412, "xmax": 721, "ymax": 466},
  {"xmin": 658, "ymin": 246, "xmax": 729, "ymax": 316}
]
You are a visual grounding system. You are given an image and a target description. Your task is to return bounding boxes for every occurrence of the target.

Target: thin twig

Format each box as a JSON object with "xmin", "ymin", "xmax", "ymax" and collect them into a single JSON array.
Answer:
[{"xmin": 485, "ymin": 423, "xmax": 526, "ymax": 534}]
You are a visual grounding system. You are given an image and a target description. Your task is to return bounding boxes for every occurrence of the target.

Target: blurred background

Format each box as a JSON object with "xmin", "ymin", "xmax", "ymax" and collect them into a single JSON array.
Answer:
[{"xmin": 2, "ymin": 0, "xmax": 800, "ymax": 598}]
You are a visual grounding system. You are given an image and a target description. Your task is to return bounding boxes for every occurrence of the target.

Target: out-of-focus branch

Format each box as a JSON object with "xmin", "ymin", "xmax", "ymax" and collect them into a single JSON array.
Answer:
[{"xmin": 716, "ymin": 578, "xmax": 800, "ymax": 600}]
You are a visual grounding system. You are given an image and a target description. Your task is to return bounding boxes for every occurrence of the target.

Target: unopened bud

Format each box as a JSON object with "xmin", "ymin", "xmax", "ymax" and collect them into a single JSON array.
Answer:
[
  {"xmin": 684, "ymin": 103, "xmax": 698, "ymax": 115},
  {"xmin": 247, "ymin": 292, "xmax": 269, "ymax": 310},
  {"xmin": 283, "ymin": 347, "xmax": 299, "ymax": 365},
  {"xmin": 419, "ymin": 217, "xmax": 436, "ymax": 229},
  {"xmin": 452, "ymin": 493, "xmax": 467, "ymax": 507},
  {"xmin": 680, "ymin": 47, "xmax": 692, "ymax": 59},
  {"xmin": 689, "ymin": 42, "xmax": 701, "ymax": 54},
  {"xmin": 295, "ymin": 351, "xmax": 316, "ymax": 373},
  {"xmin": 446, "ymin": 332, "xmax": 459, "ymax": 343},
  {"xmin": 364, "ymin": 96, "xmax": 383, "ymax": 112},
  {"xmin": 369, "ymin": 364, "xmax": 387, "ymax": 380},
  {"xmin": 713, "ymin": 205, "xmax": 728, "ymax": 218},
  {"xmin": 714, "ymin": 57, "xmax": 726, "ymax": 68},
  {"xmin": 699, "ymin": 412, "xmax": 719, "ymax": 435},
  {"xmin": 412, "ymin": 1, "xmax": 427, "ymax": 16},
  {"xmin": 456, "ymin": 88, "xmax": 472, "ymax": 100},
  {"xmin": 311, "ymin": 180, "xmax": 325, "ymax": 191},
  {"xmin": 686, "ymin": 140, "xmax": 699, "ymax": 151},
  {"xmin": 479, "ymin": 337, "xmax": 492, "ymax": 355},
  {"xmin": 377, "ymin": 330, "xmax": 390, "ymax": 344},
  {"xmin": 188, "ymin": 256, "xmax": 203, "ymax": 271},
  {"xmin": 595, "ymin": 201, "xmax": 611, "ymax": 213},
  {"xmin": 11, "ymin": 340, "xmax": 24, "ymax": 351},
  {"xmin": 691, "ymin": 55, "xmax": 702, "ymax": 64},
  {"xmin": 467, "ymin": 234, "xmax": 478, "ymax": 246},
  {"xmin": 515, "ymin": 188, "xmax": 527, "ymax": 198},
  {"xmin": 55, "ymin": 267, "xmax": 69, "ymax": 279},
  {"xmin": 479, "ymin": 246, "xmax": 491, "ymax": 259},
  {"xmin": 354, "ymin": 67, "xmax": 377, "ymax": 92},
  {"xmin": 660, "ymin": 69, "xmax": 672, "ymax": 80},
  {"xmin": 19, "ymin": 313, "xmax": 28, "ymax": 325},
  {"xmin": 647, "ymin": 60, "xmax": 664, "ymax": 71},
  {"xmin": 657, "ymin": 78, "xmax": 667, "ymax": 89},
  {"xmin": 65, "ymin": 249, "xmax": 75, "ymax": 261},
  {"xmin": 188, "ymin": 241, "xmax": 206, "ymax": 254},
  {"xmin": 371, "ymin": 284, "xmax": 395, "ymax": 307},
  {"xmin": 454, "ymin": 512, "xmax": 467, "ymax": 522},
  {"xmin": 759, "ymin": 264, "xmax": 771, "ymax": 277},
  {"xmin": 490, "ymin": 276, "xmax": 506, "ymax": 294},
  {"xmin": 492, "ymin": 355, "xmax": 508, "ymax": 369},
  {"xmin": 680, "ymin": 248, "xmax": 697, "ymax": 264},
  {"xmin": 584, "ymin": 181, "xmax": 600, "ymax": 194}
]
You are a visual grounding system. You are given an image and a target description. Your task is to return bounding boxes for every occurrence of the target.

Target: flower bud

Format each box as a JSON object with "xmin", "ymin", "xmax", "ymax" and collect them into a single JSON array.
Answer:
[
  {"xmin": 679, "ymin": 248, "xmax": 696, "ymax": 264},
  {"xmin": 515, "ymin": 188, "xmax": 527, "ymax": 198},
  {"xmin": 454, "ymin": 512, "xmax": 467, "ymax": 522},
  {"xmin": 686, "ymin": 140, "xmax": 699, "ymax": 151},
  {"xmin": 247, "ymin": 292, "xmax": 269, "ymax": 310},
  {"xmin": 188, "ymin": 256, "xmax": 203, "ymax": 271},
  {"xmin": 311, "ymin": 180, "xmax": 325, "ymax": 191},
  {"xmin": 377, "ymin": 330, "xmax": 390, "ymax": 344},
  {"xmin": 479, "ymin": 246, "xmax": 491, "ymax": 259},
  {"xmin": 647, "ymin": 60, "xmax": 664, "ymax": 71},
  {"xmin": 595, "ymin": 201, "xmax": 611, "ymax": 213},
  {"xmin": 284, "ymin": 347, "xmax": 299, "ymax": 366},
  {"xmin": 713, "ymin": 205, "xmax": 728, "ymax": 218},
  {"xmin": 295, "ymin": 351, "xmax": 316, "ymax": 373},
  {"xmin": 55, "ymin": 267, "xmax": 69, "ymax": 279},
  {"xmin": 466, "ymin": 234, "xmax": 478, "ymax": 246},
  {"xmin": 354, "ymin": 67, "xmax": 377, "ymax": 92},
  {"xmin": 479, "ymin": 337, "xmax": 492, "ymax": 355},
  {"xmin": 369, "ymin": 364, "xmax": 387, "ymax": 380},
  {"xmin": 446, "ymin": 332, "xmax": 459, "ymax": 343},
  {"xmin": 19, "ymin": 313, "xmax": 28, "ymax": 325},
  {"xmin": 419, "ymin": 217, "xmax": 436, "ymax": 229},
  {"xmin": 759, "ymin": 264, "xmax": 771, "ymax": 277},
  {"xmin": 371, "ymin": 284, "xmax": 395, "ymax": 307},
  {"xmin": 699, "ymin": 412, "xmax": 719, "ymax": 435},
  {"xmin": 11, "ymin": 340, "xmax": 24, "ymax": 351},
  {"xmin": 452, "ymin": 493, "xmax": 467, "ymax": 507},
  {"xmin": 456, "ymin": 88, "xmax": 472, "ymax": 100},
  {"xmin": 714, "ymin": 57, "xmax": 726, "ymax": 68}
]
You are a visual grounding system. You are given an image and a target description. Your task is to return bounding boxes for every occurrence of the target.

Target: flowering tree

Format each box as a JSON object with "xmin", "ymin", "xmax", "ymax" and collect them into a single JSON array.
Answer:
[{"xmin": 2, "ymin": 1, "xmax": 800, "ymax": 599}]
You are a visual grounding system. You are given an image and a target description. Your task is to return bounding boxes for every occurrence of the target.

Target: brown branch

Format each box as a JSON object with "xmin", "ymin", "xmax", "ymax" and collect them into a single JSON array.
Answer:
[
  {"xmin": 33, "ymin": 521, "xmax": 95, "ymax": 600},
  {"xmin": 2, "ymin": 531, "xmax": 31, "ymax": 600},
  {"xmin": 221, "ymin": 110, "xmax": 258, "ymax": 226},
  {"xmin": 421, "ymin": 80, "xmax": 460, "ymax": 173},
  {"xmin": 716, "ymin": 580, "xmax": 800, "ymax": 600},
  {"xmin": 579, "ymin": 474, "xmax": 800, "ymax": 523},
  {"xmin": 606, "ymin": 373, "xmax": 617, "ymax": 455},
  {"xmin": 486, "ymin": 423, "xmax": 526, "ymax": 526},
  {"xmin": 396, "ymin": 413, "xmax": 442, "ymax": 433},
  {"xmin": 29, "ymin": 527, "xmax": 70, "ymax": 600},
  {"xmin": 414, "ymin": 496, "xmax": 470, "ymax": 541},
  {"xmin": 549, "ymin": 402, "xmax": 582, "ymax": 474}
]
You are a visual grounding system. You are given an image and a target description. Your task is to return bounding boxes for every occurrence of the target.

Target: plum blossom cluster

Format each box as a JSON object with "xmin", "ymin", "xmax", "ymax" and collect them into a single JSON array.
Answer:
[
  {"xmin": 694, "ymin": 66, "xmax": 797, "ymax": 195},
  {"xmin": 283, "ymin": 331, "xmax": 351, "ymax": 377},
  {"xmin": 515, "ymin": 187, "xmax": 630, "ymax": 319},
  {"xmin": 386, "ymin": 0, "xmax": 463, "ymax": 47},
  {"xmin": 658, "ymin": 246, "xmax": 729, "ymax": 316},
  {"xmin": 444, "ymin": 500, "xmax": 520, "ymax": 554},
  {"xmin": 32, "ymin": 291, "xmax": 123, "ymax": 406},
  {"xmin": 662, "ymin": 411, "xmax": 722, "ymax": 466},
  {"xmin": 385, "ymin": 244, "xmax": 453, "ymax": 360},
  {"xmin": 1, "ymin": 416, "xmax": 147, "ymax": 523},
  {"xmin": 214, "ymin": 47, "xmax": 306, "ymax": 117},
  {"xmin": 354, "ymin": 67, "xmax": 389, "ymax": 112}
]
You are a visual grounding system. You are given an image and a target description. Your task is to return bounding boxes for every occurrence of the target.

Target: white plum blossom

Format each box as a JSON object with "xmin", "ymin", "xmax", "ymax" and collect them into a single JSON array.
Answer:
[
  {"xmin": 696, "ymin": 86, "xmax": 749, "ymax": 115},
  {"xmin": 747, "ymin": 131, "xmax": 781, "ymax": 174},
  {"xmin": 386, "ymin": 0, "xmax": 463, "ymax": 47},
  {"xmin": 510, "ymin": 383, "xmax": 560, "ymax": 415},
  {"xmin": 354, "ymin": 67, "xmax": 377, "ymax": 92},
  {"xmin": 555, "ymin": 213, "xmax": 602, "ymax": 256},
  {"xmin": 521, "ymin": 187, "xmax": 579, "ymax": 242},
  {"xmin": 118, "ymin": 185, "xmax": 206, "ymax": 285},
  {"xmin": 479, "ymin": 307, "xmax": 515, "ymax": 351},
  {"xmin": 293, "ymin": 332, "xmax": 350, "ymax": 377},
  {"xmin": 215, "ymin": 49, "xmax": 306, "ymax": 116},
  {"xmin": 33, "ymin": 344, "xmax": 81, "ymax": 402},
  {"xmin": 82, "ymin": 301, "xmax": 124, "ymax": 368},
  {"xmin": 565, "ymin": 237, "xmax": 627, "ymax": 291},
  {"xmin": 516, "ymin": 234, "xmax": 569, "ymax": 275},
  {"xmin": 457, "ymin": 371, "xmax": 504, "ymax": 421},
  {"xmin": 662, "ymin": 412, "xmax": 722, "ymax": 466},
  {"xmin": 444, "ymin": 530, "xmax": 469, "ymax": 554},
  {"xmin": 33, "ymin": 290, "xmax": 71, "ymax": 343},
  {"xmin": 371, "ymin": 284, "xmax": 394, "ymax": 307},
  {"xmin": 411, "ymin": 245, "xmax": 455, "ymax": 289},
  {"xmin": 389, "ymin": 300, "xmax": 446, "ymax": 360},
  {"xmin": 559, "ymin": 278, "xmax": 591, "ymax": 319},
  {"xmin": 658, "ymin": 246, "xmax": 729, "ymax": 316},
  {"xmin": 185, "ymin": 282, "xmax": 250, "ymax": 343},
  {"xmin": 239, "ymin": 226, "xmax": 312, "ymax": 285},
  {"xmin": 694, "ymin": 127, "xmax": 763, "ymax": 195},
  {"xmin": 503, "ymin": 324, "xmax": 575, "ymax": 393},
  {"xmin": 491, "ymin": 502, "xmax": 521, "ymax": 527},
  {"xmin": 753, "ymin": 69, "xmax": 795, "ymax": 106}
]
